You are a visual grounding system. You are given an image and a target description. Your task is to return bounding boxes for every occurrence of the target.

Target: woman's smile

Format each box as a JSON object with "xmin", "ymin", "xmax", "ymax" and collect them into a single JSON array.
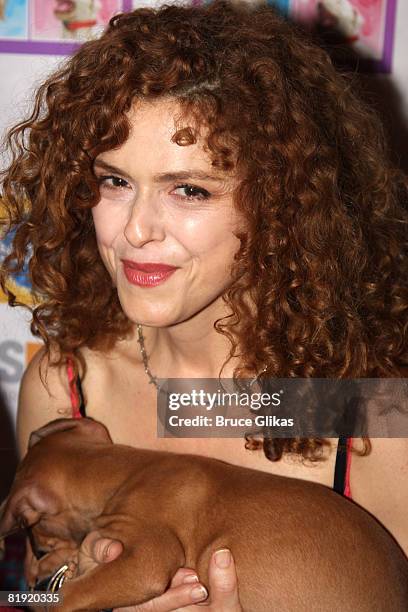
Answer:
[{"xmin": 121, "ymin": 259, "xmax": 179, "ymax": 287}]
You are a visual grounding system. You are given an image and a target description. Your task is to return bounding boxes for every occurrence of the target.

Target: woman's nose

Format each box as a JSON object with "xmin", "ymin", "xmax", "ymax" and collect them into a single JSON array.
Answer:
[{"xmin": 124, "ymin": 192, "xmax": 165, "ymax": 247}]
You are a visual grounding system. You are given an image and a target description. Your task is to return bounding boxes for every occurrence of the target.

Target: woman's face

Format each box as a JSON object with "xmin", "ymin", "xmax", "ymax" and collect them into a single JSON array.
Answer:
[{"xmin": 92, "ymin": 98, "xmax": 243, "ymax": 327}]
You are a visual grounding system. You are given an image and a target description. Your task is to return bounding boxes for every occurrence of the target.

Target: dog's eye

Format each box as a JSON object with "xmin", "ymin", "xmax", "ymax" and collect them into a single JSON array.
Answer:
[
  {"xmin": 36, "ymin": 548, "xmax": 49, "ymax": 559},
  {"xmin": 17, "ymin": 516, "xmax": 28, "ymax": 529},
  {"xmin": 26, "ymin": 527, "xmax": 47, "ymax": 560}
]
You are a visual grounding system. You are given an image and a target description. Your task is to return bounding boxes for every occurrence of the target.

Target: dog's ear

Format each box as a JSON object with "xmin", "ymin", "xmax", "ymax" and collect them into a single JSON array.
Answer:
[
  {"xmin": 28, "ymin": 417, "xmax": 112, "ymax": 450},
  {"xmin": 28, "ymin": 418, "xmax": 81, "ymax": 449},
  {"xmin": 0, "ymin": 482, "xmax": 60, "ymax": 546},
  {"xmin": 77, "ymin": 417, "xmax": 113, "ymax": 443},
  {"xmin": 0, "ymin": 498, "xmax": 10, "ymax": 559},
  {"xmin": 0, "ymin": 495, "xmax": 35, "ymax": 554}
]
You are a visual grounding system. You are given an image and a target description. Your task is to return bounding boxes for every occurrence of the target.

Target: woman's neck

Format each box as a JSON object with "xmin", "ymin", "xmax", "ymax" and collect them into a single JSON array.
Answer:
[{"xmin": 136, "ymin": 298, "xmax": 240, "ymax": 379}]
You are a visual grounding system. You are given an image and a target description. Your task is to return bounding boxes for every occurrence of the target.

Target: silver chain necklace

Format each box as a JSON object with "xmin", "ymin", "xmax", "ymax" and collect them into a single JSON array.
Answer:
[
  {"xmin": 136, "ymin": 323, "xmax": 268, "ymax": 388},
  {"xmin": 137, "ymin": 323, "xmax": 160, "ymax": 388}
]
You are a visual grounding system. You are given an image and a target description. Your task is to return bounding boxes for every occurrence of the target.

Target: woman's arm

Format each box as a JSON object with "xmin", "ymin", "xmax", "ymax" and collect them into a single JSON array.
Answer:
[
  {"xmin": 31, "ymin": 532, "xmax": 242, "ymax": 611},
  {"xmin": 16, "ymin": 347, "xmax": 73, "ymax": 458},
  {"xmin": 15, "ymin": 347, "xmax": 77, "ymax": 589},
  {"xmin": 77, "ymin": 533, "xmax": 242, "ymax": 612}
]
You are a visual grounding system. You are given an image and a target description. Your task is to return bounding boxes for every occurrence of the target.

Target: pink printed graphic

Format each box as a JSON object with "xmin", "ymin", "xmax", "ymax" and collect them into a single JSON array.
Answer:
[
  {"xmin": 291, "ymin": 0, "xmax": 388, "ymax": 60},
  {"xmin": 31, "ymin": 0, "xmax": 122, "ymax": 42}
]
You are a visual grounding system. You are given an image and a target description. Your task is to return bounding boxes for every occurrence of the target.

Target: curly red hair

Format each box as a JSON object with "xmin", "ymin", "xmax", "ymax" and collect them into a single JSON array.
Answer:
[{"xmin": 1, "ymin": 0, "xmax": 407, "ymax": 461}]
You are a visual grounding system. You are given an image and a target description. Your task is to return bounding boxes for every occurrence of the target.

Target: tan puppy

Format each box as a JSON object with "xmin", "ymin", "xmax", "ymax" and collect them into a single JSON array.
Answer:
[{"xmin": 1, "ymin": 417, "xmax": 407, "ymax": 611}]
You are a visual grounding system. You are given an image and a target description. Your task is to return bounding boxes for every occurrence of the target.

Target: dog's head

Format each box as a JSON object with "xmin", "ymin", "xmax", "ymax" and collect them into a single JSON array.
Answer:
[{"xmin": 0, "ymin": 417, "xmax": 113, "ymax": 554}]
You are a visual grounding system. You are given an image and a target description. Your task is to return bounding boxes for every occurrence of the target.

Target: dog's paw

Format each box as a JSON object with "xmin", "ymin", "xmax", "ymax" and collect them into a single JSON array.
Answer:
[
  {"xmin": 35, "ymin": 546, "xmax": 79, "ymax": 583},
  {"xmin": 65, "ymin": 558, "xmax": 79, "ymax": 581}
]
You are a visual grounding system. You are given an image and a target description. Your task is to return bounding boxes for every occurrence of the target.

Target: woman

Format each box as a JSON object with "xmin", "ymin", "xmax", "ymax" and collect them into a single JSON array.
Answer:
[{"xmin": 1, "ymin": 0, "xmax": 407, "ymax": 609}]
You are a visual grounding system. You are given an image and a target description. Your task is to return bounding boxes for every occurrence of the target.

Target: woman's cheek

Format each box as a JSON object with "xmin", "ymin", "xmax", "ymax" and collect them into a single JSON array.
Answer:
[
  {"xmin": 188, "ymin": 218, "xmax": 241, "ymax": 256},
  {"xmin": 92, "ymin": 201, "xmax": 127, "ymax": 248},
  {"xmin": 91, "ymin": 205, "xmax": 122, "ymax": 283}
]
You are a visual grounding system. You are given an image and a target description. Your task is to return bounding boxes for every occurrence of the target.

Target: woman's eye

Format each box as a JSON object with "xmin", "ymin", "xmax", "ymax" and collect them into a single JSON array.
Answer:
[
  {"xmin": 173, "ymin": 184, "xmax": 211, "ymax": 201},
  {"xmin": 98, "ymin": 175, "xmax": 130, "ymax": 190}
]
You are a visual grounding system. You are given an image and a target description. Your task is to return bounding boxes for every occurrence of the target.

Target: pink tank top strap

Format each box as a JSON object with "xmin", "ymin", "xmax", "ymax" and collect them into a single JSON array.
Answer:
[{"xmin": 67, "ymin": 357, "xmax": 82, "ymax": 419}]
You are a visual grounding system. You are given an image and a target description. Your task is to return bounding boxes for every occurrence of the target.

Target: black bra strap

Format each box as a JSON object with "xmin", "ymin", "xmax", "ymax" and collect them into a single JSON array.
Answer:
[
  {"xmin": 333, "ymin": 436, "xmax": 348, "ymax": 495},
  {"xmin": 75, "ymin": 375, "xmax": 87, "ymax": 417}
]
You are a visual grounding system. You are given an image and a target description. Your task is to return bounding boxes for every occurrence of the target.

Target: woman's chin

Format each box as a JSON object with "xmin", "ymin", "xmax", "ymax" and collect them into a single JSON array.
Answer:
[{"xmin": 120, "ymin": 303, "xmax": 183, "ymax": 328}]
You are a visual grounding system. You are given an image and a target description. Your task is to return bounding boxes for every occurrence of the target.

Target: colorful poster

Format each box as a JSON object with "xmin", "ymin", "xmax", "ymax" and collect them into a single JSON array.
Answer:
[
  {"xmin": 0, "ymin": 0, "xmax": 28, "ymax": 40},
  {"xmin": 0, "ymin": 229, "xmax": 33, "ymax": 307},
  {"xmin": 31, "ymin": 0, "xmax": 122, "ymax": 42},
  {"xmin": 0, "ymin": 1, "xmax": 399, "ymax": 68},
  {"xmin": 0, "ymin": 0, "xmax": 125, "ymax": 54},
  {"xmin": 269, "ymin": 0, "xmax": 290, "ymax": 14},
  {"xmin": 290, "ymin": 0, "xmax": 397, "ymax": 71}
]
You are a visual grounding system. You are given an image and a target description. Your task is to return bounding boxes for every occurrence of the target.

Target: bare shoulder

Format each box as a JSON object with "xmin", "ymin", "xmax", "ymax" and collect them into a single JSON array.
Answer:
[
  {"xmin": 16, "ymin": 339, "xmax": 132, "ymax": 457},
  {"xmin": 16, "ymin": 345, "xmax": 86, "ymax": 457},
  {"xmin": 351, "ymin": 437, "xmax": 408, "ymax": 556}
]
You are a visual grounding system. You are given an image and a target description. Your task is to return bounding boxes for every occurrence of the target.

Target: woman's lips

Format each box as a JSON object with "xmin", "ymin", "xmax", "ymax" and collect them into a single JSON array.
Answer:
[{"xmin": 121, "ymin": 260, "xmax": 178, "ymax": 287}]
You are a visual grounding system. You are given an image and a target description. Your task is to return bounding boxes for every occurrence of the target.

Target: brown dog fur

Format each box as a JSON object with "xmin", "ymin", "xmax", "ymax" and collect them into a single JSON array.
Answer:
[{"xmin": 1, "ymin": 417, "xmax": 407, "ymax": 611}]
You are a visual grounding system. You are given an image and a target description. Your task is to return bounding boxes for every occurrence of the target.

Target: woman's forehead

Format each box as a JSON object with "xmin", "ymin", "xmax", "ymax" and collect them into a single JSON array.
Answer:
[
  {"xmin": 102, "ymin": 108, "xmax": 208, "ymax": 166},
  {"xmin": 127, "ymin": 97, "xmax": 201, "ymax": 138},
  {"xmin": 97, "ymin": 98, "xmax": 238, "ymax": 179}
]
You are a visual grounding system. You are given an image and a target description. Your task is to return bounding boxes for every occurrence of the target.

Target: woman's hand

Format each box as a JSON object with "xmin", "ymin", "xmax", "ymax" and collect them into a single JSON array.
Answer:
[{"xmin": 77, "ymin": 531, "xmax": 243, "ymax": 611}]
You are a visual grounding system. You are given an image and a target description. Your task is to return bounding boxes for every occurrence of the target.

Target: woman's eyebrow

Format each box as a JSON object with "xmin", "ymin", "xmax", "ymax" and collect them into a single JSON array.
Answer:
[
  {"xmin": 93, "ymin": 159, "xmax": 229, "ymax": 184},
  {"xmin": 152, "ymin": 170, "xmax": 227, "ymax": 184},
  {"xmin": 93, "ymin": 160, "xmax": 134, "ymax": 181}
]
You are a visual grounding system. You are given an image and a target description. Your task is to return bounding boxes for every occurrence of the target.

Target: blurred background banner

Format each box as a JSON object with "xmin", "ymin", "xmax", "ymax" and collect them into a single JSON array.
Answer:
[
  {"xmin": 0, "ymin": 0, "xmax": 130, "ymax": 53},
  {"xmin": 290, "ymin": 0, "xmax": 398, "ymax": 72},
  {"xmin": 0, "ymin": 1, "xmax": 399, "ymax": 72}
]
